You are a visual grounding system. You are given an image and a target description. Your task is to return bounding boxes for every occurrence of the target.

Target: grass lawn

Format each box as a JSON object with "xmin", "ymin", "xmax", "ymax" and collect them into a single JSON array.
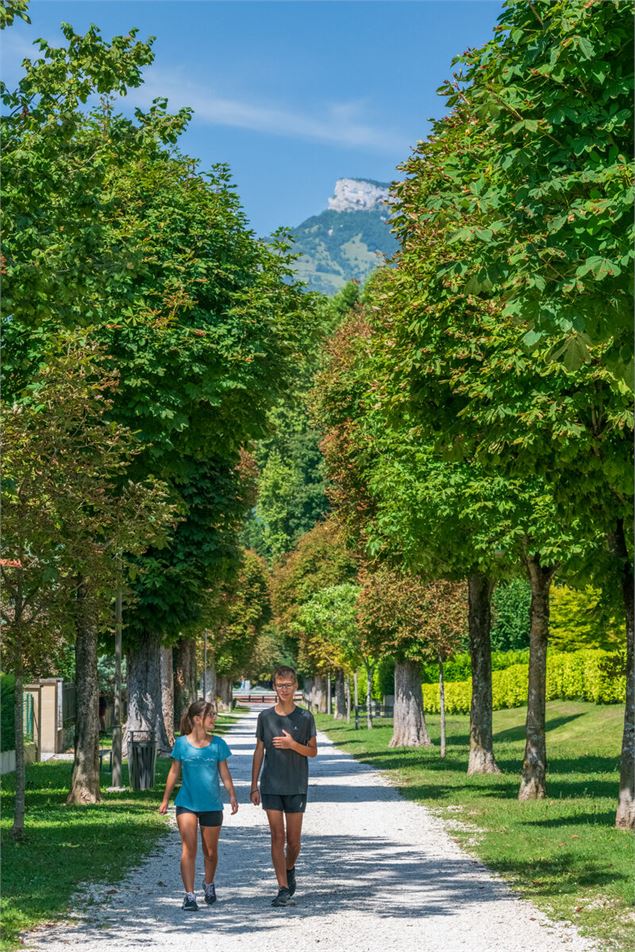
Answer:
[
  {"xmin": 0, "ymin": 711, "xmax": 238, "ymax": 951},
  {"xmin": 316, "ymin": 701, "xmax": 635, "ymax": 951}
]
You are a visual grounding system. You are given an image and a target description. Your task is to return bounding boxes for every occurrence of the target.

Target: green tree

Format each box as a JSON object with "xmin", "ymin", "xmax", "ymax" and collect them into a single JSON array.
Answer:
[
  {"xmin": 2, "ymin": 23, "xmax": 309, "ymax": 750},
  {"xmin": 298, "ymin": 583, "xmax": 362, "ymax": 720},
  {"xmin": 1, "ymin": 340, "xmax": 173, "ymax": 827},
  {"xmin": 490, "ymin": 581, "xmax": 531, "ymax": 652},
  {"xmin": 206, "ymin": 550, "xmax": 271, "ymax": 708},
  {"xmin": 441, "ymin": 0, "xmax": 633, "ymax": 368},
  {"xmin": 357, "ymin": 567, "xmax": 466, "ymax": 749}
]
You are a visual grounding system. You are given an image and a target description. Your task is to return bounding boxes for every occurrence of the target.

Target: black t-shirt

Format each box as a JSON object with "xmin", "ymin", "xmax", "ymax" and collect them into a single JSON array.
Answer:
[{"xmin": 256, "ymin": 705, "xmax": 317, "ymax": 795}]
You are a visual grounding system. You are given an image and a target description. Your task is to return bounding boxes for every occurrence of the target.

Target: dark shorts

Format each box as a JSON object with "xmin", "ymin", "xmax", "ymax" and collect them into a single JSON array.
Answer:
[
  {"xmin": 176, "ymin": 806, "xmax": 223, "ymax": 827},
  {"xmin": 261, "ymin": 793, "xmax": 307, "ymax": 814}
]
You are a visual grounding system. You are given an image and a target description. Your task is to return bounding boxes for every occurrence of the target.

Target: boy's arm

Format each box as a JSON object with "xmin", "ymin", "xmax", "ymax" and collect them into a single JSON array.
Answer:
[
  {"xmin": 250, "ymin": 739, "xmax": 265, "ymax": 804},
  {"xmin": 272, "ymin": 731, "xmax": 318, "ymax": 758}
]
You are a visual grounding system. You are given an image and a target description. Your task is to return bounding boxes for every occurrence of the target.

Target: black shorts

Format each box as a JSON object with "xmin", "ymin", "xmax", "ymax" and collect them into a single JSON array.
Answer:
[
  {"xmin": 176, "ymin": 806, "xmax": 223, "ymax": 827},
  {"xmin": 261, "ymin": 793, "xmax": 307, "ymax": 814}
]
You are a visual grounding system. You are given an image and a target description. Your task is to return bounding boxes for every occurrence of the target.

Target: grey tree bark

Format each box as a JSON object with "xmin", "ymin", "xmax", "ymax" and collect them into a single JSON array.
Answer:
[
  {"xmin": 467, "ymin": 572, "xmax": 501, "ymax": 775},
  {"xmin": 68, "ymin": 582, "xmax": 101, "ymax": 804},
  {"xmin": 615, "ymin": 519, "xmax": 634, "ymax": 829},
  {"xmin": 313, "ymin": 674, "xmax": 327, "ymax": 713},
  {"xmin": 201, "ymin": 663, "xmax": 217, "ymax": 702},
  {"xmin": 334, "ymin": 668, "xmax": 346, "ymax": 720},
  {"xmin": 519, "ymin": 556, "xmax": 555, "ymax": 801},
  {"xmin": 160, "ymin": 646, "xmax": 174, "ymax": 747},
  {"xmin": 216, "ymin": 675, "xmax": 233, "ymax": 710},
  {"xmin": 439, "ymin": 660, "xmax": 447, "ymax": 759},
  {"xmin": 365, "ymin": 664, "xmax": 374, "ymax": 729},
  {"xmin": 127, "ymin": 634, "xmax": 171, "ymax": 753},
  {"xmin": 11, "ymin": 669, "xmax": 25, "ymax": 839},
  {"xmin": 173, "ymin": 637, "xmax": 197, "ymax": 730},
  {"xmin": 389, "ymin": 659, "xmax": 432, "ymax": 748}
]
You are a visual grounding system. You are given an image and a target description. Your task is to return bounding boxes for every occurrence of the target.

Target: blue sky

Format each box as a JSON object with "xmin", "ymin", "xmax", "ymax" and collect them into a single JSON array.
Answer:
[{"xmin": 2, "ymin": 1, "xmax": 503, "ymax": 235}]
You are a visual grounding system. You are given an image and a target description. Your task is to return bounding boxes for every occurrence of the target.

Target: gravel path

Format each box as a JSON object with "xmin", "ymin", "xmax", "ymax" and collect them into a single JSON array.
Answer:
[{"xmin": 27, "ymin": 709, "xmax": 596, "ymax": 952}]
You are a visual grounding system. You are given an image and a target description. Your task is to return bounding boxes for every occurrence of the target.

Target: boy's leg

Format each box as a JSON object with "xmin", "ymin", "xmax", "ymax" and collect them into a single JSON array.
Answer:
[
  {"xmin": 265, "ymin": 809, "xmax": 288, "ymax": 888},
  {"xmin": 200, "ymin": 824, "xmax": 222, "ymax": 885},
  {"xmin": 285, "ymin": 811, "xmax": 304, "ymax": 872},
  {"xmin": 176, "ymin": 811, "xmax": 199, "ymax": 893}
]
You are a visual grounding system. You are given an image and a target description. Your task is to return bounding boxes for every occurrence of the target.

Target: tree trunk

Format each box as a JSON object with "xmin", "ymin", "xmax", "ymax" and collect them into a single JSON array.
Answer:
[
  {"xmin": 615, "ymin": 519, "xmax": 635, "ymax": 829},
  {"xmin": 173, "ymin": 637, "xmax": 197, "ymax": 730},
  {"xmin": 68, "ymin": 584, "xmax": 101, "ymax": 804},
  {"xmin": 467, "ymin": 572, "xmax": 500, "ymax": 775},
  {"xmin": 201, "ymin": 663, "xmax": 216, "ymax": 702},
  {"xmin": 313, "ymin": 674, "xmax": 327, "ymax": 713},
  {"xmin": 160, "ymin": 646, "xmax": 174, "ymax": 747},
  {"xmin": 365, "ymin": 664, "xmax": 374, "ymax": 730},
  {"xmin": 345, "ymin": 676, "xmax": 351, "ymax": 723},
  {"xmin": 327, "ymin": 673, "xmax": 332, "ymax": 715},
  {"xmin": 127, "ymin": 634, "xmax": 171, "ymax": 753},
  {"xmin": 519, "ymin": 556, "xmax": 555, "ymax": 801},
  {"xmin": 439, "ymin": 660, "xmax": 446, "ymax": 759},
  {"xmin": 389, "ymin": 659, "xmax": 431, "ymax": 748},
  {"xmin": 334, "ymin": 668, "xmax": 346, "ymax": 720},
  {"xmin": 216, "ymin": 675, "xmax": 233, "ymax": 710},
  {"xmin": 353, "ymin": 672, "xmax": 359, "ymax": 707},
  {"xmin": 11, "ymin": 669, "xmax": 25, "ymax": 840}
]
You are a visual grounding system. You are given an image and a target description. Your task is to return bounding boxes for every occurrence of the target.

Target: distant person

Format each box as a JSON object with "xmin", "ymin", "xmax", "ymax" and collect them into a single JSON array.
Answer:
[
  {"xmin": 250, "ymin": 666, "xmax": 317, "ymax": 907},
  {"xmin": 160, "ymin": 699, "xmax": 238, "ymax": 911}
]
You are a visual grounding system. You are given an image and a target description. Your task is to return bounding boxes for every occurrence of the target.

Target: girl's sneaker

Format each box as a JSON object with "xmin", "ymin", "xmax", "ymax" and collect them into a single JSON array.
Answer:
[
  {"xmin": 203, "ymin": 882, "xmax": 217, "ymax": 905},
  {"xmin": 182, "ymin": 893, "xmax": 198, "ymax": 911}
]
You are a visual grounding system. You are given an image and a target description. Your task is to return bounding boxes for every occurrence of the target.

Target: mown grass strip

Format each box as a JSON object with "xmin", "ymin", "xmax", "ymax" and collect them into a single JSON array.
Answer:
[{"xmin": 316, "ymin": 701, "xmax": 634, "ymax": 951}]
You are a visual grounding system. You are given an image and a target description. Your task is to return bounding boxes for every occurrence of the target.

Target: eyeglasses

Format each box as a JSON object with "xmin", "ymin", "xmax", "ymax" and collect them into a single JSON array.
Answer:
[{"xmin": 275, "ymin": 683, "xmax": 296, "ymax": 691}]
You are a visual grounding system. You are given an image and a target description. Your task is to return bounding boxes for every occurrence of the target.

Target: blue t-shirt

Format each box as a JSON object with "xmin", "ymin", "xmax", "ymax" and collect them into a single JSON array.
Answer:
[{"xmin": 171, "ymin": 734, "xmax": 231, "ymax": 812}]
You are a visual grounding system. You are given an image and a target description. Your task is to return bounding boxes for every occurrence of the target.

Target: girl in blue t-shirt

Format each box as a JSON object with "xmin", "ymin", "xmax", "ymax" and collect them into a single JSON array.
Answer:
[{"xmin": 160, "ymin": 699, "xmax": 238, "ymax": 911}]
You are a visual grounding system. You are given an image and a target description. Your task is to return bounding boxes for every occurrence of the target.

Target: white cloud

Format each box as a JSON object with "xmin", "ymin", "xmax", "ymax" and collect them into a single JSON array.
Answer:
[{"xmin": 127, "ymin": 67, "xmax": 408, "ymax": 154}]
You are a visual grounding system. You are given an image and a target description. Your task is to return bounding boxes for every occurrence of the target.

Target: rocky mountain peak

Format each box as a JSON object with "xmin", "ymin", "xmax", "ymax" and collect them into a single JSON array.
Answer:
[{"xmin": 327, "ymin": 177, "xmax": 390, "ymax": 213}]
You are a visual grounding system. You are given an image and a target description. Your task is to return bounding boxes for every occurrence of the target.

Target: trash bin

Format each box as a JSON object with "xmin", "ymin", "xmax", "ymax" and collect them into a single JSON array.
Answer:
[{"xmin": 128, "ymin": 730, "xmax": 157, "ymax": 791}]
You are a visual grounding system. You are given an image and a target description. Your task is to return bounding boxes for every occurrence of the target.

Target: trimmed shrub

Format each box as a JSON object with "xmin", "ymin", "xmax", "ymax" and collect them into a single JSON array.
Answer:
[
  {"xmin": 1, "ymin": 674, "xmax": 16, "ymax": 752},
  {"xmin": 422, "ymin": 648, "xmax": 530, "ymax": 684},
  {"xmin": 423, "ymin": 649, "xmax": 626, "ymax": 714},
  {"xmin": 549, "ymin": 585, "xmax": 622, "ymax": 652}
]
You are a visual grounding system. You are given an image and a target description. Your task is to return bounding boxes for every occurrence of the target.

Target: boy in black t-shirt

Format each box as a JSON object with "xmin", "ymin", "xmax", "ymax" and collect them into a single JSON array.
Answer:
[{"xmin": 251, "ymin": 666, "xmax": 317, "ymax": 907}]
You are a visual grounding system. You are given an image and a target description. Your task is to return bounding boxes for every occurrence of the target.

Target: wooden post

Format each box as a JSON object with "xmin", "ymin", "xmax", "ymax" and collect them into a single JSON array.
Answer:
[
  {"xmin": 439, "ymin": 658, "xmax": 446, "ymax": 759},
  {"xmin": 111, "ymin": 586, "xmax": 123, "ymax": 787}
]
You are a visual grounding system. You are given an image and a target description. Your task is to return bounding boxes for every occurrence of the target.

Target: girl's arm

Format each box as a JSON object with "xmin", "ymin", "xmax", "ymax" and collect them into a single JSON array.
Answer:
[
  {"xmin": 159, "ymin": 760, "xmax": 181, "ymax": 813},
  {"xmin": 218, "ymin": 760, "xmax": 239, "ymax": 814}
]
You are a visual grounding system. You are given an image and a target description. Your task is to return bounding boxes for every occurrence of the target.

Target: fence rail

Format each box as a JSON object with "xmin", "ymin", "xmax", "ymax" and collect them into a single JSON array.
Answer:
[{"xmin": 353, "ymin": 703, "xmax": 394, "ymax": 729}]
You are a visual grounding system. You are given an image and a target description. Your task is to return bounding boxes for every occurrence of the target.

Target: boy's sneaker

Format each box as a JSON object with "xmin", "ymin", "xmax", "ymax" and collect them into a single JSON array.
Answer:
[
  {"xmin": 286, "ymin": 867, "xmax": 296, "ymax": 897},
  {"xmin": 272, "ymin": 887, "xmax": 294, "ymax": 907},
  {"xmin": 182, "ymin": 893, "xmax": 198, "ymax": 911},
  {"xmin": 203, "ymin": 881, "xmax": 217, "ymax": 905}
]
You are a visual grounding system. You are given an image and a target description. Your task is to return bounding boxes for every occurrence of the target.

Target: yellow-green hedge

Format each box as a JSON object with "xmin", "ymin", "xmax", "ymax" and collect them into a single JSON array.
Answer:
[{"xmin": 423, "ymin": 649, "xmax": 626, "ymax": 714}]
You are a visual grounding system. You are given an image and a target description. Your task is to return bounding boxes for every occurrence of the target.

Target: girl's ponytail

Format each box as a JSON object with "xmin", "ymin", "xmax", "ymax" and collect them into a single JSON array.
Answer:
[{"xmin": 179, "ymin": 699, "xmax": 215, "ymax": 735}]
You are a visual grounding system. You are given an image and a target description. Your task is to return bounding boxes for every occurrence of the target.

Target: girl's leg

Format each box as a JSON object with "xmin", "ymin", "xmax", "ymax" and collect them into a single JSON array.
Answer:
[
  {"xmin": 285, "ymin": 811, "xmax": 304, "ymax": 871},
  {"xmin": 265, "ymin": 809, "xmax": 288, "ymax": 888},
  {"xmin": 176, "ymin": 811, "xmax": 199, "ymax": 893},
  {"xmin": 200, "ymin": 824, "xmax": 222, "ymax": 884}
]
